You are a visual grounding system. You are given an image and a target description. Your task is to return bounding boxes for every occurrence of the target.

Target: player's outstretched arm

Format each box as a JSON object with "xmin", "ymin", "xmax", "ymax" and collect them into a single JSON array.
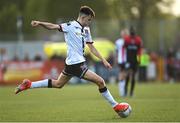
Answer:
[
  {"xmin": 31, "ymin": 20, "xmax": 60, "ymax": 30},
  {"xmin": 87, "ymin": 43, "xmax": 112, "ymax": 69}
]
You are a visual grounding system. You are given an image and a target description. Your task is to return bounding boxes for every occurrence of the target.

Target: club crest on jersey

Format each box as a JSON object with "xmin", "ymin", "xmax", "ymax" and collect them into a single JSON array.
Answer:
[
  {"xmin": 84, "ymin": 29, "xmax": 88, "ymax": 34},
  {"xmin": 75, "ymin": 32, "xmax": 86, "ymax": 37},
  {"xmin": 131, "ymin": 39, "xmax": 135, "ymax": 44}
]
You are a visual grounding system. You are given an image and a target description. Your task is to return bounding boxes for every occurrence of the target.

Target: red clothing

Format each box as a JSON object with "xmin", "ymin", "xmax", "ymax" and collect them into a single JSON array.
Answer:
[{"xmin": 123, "ymin": 35, "xmax": 142, "ymax": 64}]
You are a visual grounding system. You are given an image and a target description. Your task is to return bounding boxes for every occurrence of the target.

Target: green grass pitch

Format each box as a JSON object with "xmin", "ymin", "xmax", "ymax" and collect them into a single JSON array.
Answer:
[{"xmin": 0, "ymin": 82, "xmax": 180, "ymax": 122}]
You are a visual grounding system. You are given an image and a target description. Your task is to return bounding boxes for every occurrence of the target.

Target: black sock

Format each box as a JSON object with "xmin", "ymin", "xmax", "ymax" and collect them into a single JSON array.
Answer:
[
  {"xmin": 99, "ymin": 87, "xmax": 107, "ymax": 93},
  {"xmin": 48, "ymin": 79, "xmax": 52, "ymax": 88}
]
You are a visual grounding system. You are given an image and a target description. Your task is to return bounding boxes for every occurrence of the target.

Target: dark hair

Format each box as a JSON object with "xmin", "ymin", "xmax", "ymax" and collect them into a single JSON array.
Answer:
[
  {"xmin": 130, "ymin": 26, "xmax": 136, "ymax": 36},
  {"xmin": 79, "ymin": 6, "xmax": 95, "ymax": 17}
]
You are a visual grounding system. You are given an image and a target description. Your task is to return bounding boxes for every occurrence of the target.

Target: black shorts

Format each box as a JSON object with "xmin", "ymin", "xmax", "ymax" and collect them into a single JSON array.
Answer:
[
  {"xmin": 62, "ymin": 62, "xmax": 88, "ymax": 78},
  {"xmin": 126, "ymin": 62, "xmax": 138, "ymax": 72}
]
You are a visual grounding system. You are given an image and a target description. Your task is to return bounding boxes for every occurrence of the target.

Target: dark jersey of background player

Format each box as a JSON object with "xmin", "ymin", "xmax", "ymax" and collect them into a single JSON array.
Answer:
[{"xmin": 124, "ymin": 27, "xmax": 142, "ymax": 69}]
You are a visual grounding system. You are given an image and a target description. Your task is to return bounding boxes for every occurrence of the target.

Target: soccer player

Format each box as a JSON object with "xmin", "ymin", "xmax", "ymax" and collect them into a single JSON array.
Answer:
[
  {"xmin": 115, "ymin": 29, "xmax": 128, "ymax": 97},
  {"xmin": 123, "ymin": 26, "xmax": 142, "ymax": 97},
  {"xmin": 15, "ymin": 6, "xmax": 128, "ymax": 115}
]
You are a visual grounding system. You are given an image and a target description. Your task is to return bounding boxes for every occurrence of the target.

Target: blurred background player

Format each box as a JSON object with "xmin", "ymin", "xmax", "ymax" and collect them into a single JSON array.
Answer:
[
  {"xmin": 123, "ymin": 26, "xmax": 142, "ymax": 97},
  {"xmin": 115, "ymin": 29, "xmax": 129, "ymax": 97},
  {"xmin": 14, "ymin": 6, "xmax": 128, "ymax": 115}
]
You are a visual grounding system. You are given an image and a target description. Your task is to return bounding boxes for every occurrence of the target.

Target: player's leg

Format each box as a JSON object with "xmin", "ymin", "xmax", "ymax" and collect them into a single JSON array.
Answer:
[
  {"xmin": 83, "ymin": 70, "xmax": 128, "ymax": 112},
  {"xmin": 26, "ymin": 72, "xmax": 71, "ymax": 88},
  {"xmin": 15, "ymin": 72, "xmax": 72, "ymax": 94},
  {"xmin": 130, "ymin": 66, "xmax": 137, "ymax": 97},
  {"xmin": 83, "ymin": 70, "xmax": 107, "ymax": 89},
  {"xmin": 124, "ymin": 70, "xmax": 130, "ymax": 96},
  {"xmin": 51, "ymin": 73, "xmax": 72, "ymax": 88},
  {"xmin": 130, "ymin": 72, "xmax": 135, "ymax": 97},
  {"xmin": 118, "ymin": 68, "xmax": 126, "ymax": 97}
]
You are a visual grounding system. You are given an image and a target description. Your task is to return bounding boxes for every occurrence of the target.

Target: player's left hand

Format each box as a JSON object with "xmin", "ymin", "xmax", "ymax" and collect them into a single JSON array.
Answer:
[
  {"xmin": 102, "ymin": 59, "xmax": 112, "ymax": 69},
  {"xmin": 31, "ymin": 20, "xmax": 40, "ymax": 27}
]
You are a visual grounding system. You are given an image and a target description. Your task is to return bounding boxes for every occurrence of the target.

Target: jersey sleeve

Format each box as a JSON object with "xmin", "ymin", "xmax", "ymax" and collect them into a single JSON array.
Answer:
[
  {"xmin": 59, "ymin": 22, "xmax": 70, "ymax": 33},
  {"xmin": 137, "ymin": 36, "xmax": 143, "ymax": 55},
  {"xmin": 137, "ymin": 37, "xmax": 142, "ymax": 63},
  {"xmin": 84, "ymin": 27, "xmax": 93, "ymax": 44}
]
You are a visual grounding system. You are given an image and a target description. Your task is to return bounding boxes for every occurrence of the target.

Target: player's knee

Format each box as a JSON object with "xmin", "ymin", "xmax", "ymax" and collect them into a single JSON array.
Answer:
[
  {"xmin": 56, "ymin": 82, "xmax": 64, "ymax": 88},
  {"xmin": 56, "ymin": 84, "xmax": 64, "ymax": 88},
  {"xmin": 97, "ymin": 78, "xmax": 106, "ymax": 88}
]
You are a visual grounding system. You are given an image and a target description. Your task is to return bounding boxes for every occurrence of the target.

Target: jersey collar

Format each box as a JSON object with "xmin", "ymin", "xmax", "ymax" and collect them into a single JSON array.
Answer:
[{"xmin": 75, "ymin": 20, "xmax": 84, "ymax": 28}]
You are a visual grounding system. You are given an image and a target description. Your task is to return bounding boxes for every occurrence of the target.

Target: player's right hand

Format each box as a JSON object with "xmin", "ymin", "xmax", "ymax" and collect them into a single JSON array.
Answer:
[
  {"xmin": 31, "ymin": 20, "xmax": 40, "ymax": 27},
  {"xmin": 102, "ymin": 59, "xmax": 112, "ymax": 69}
]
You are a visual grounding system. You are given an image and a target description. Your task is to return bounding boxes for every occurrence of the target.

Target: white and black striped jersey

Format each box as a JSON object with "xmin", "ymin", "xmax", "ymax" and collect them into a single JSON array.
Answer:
[
  {"xmin": 59, "ymin": 20, "xmax": 93, "ymax": 65},
  {"xmin": 115, "ymin": 38, "xmax": 126, "ymax": 64}
]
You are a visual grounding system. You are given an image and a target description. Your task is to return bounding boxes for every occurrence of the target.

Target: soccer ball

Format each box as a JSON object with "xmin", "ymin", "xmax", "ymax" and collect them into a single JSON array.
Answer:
[{"xmin": 118, "ymin": 102, "xmax": 132, "ymax": 118}]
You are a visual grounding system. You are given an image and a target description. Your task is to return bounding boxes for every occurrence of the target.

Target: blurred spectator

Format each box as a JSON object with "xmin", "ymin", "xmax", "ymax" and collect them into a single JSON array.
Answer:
[
  {"xmin": 176, "ymin": 48, "xmax": 180, "ymax": 60},
  {"xmin": 147, "ymin": 59, "xmax": 156, "ymax": 81},
  {"xmin": 175, "ymin": 48, "xmax": 180, "ymax": 81},
  {"xmin": 24, "ymin": 53, "xmax": 30, "ymax": 62},
  {"xmin": 107, "ymin": 51, "xmax": 115, "ymax": 66},
  {"xmin": 0, "ymin": 48, "xmax": 8, "ymax": 62},
  {"xmin": 94, "ymin": 61, "xmax": 109, "ymax": 82},
  {"xmin": 147, "ymin": 51, "xmax": 158, "ymax": 81},
  {"xmin": 107, "ymin": 51, "xmax": 117, "ymax": 84},
  {"xmin": 0, "ymin": 48, "xmax": 8, "ymax": 80},
  {"xmin": 12, "ymin": 54, "xmax": 20, "ymax": 61},
  {"xmin": 166, "ymin": 48, "xmax": 175, "ymax": 83},
  {"xmin": 34, "ymin": 53, "xmax": 43, "ymax": 61},
  {"xmin": 138, "ymin": 48, "xmax": 150, "ymax": 82},
  {"xmin": 50, "ymin": 54, "xmax": 65, "ymax": 61}
]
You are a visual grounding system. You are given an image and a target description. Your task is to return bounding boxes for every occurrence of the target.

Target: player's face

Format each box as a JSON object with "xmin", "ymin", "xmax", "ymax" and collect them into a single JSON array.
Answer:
[{"xmin": 82, "ymin": 15, "xmax": 93, "ymax": 27}]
